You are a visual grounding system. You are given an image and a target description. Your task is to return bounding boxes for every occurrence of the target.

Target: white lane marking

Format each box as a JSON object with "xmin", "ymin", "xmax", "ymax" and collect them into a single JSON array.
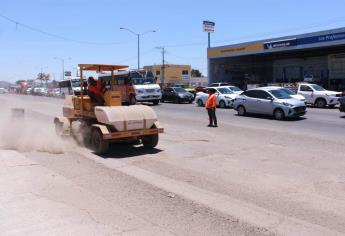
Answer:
[{"xmin": 75, "ymin": 148, "xmax": 344, "ymax": 236}]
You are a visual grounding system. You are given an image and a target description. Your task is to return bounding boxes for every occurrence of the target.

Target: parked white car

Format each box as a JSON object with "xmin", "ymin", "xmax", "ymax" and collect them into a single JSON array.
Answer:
[
  {"xmin": 297, "ymin": 83, "xmax": 341, "ymax": 108},
  {"xmin": 195, "ymin": 87, "xmax": 238, "ymax": 108},
  {"xmin": 0, "ymin": 87, "xmax": 7, "ymax": 94},
  {"xmin": 223, "ymin": 85, "xmax": 243, "ymax": 95}
]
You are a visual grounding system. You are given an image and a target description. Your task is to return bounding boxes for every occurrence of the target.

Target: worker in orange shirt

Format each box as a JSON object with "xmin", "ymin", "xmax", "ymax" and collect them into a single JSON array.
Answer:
[
  {"xmin": 205, "ymin": 88, "xmax": 218, "ymax": 127},
  {"xmin": 88, "ymin": 76, "xmax": 105, "ymax": 105}
]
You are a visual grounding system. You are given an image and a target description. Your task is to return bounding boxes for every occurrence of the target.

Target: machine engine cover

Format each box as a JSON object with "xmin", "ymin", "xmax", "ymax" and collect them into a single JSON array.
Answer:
[{"xmin": 94, "ymin": 105, "xmax": 157, "ymax": 131}]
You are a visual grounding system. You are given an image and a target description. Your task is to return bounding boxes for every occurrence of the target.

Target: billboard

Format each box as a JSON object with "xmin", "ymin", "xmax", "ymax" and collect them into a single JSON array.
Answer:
[{"xmin": 203, "ymin": 21, "xmax": 215, "ymax": 33}]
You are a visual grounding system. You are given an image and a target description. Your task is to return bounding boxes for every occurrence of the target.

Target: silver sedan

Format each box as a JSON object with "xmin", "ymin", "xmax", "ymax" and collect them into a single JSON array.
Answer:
[{"xmin": 233, "ymin": 87, "xmax": 307, "ymax": 120}]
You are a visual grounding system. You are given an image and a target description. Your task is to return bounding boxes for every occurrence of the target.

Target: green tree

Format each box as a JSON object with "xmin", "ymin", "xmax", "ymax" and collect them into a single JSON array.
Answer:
[
  {"xmin": 191, "ymin": 69, "xmax": 202, "ymax": 77},
  {"xmin": 37, "ymin": 72, "xmax": 50, "ymax": 85}
]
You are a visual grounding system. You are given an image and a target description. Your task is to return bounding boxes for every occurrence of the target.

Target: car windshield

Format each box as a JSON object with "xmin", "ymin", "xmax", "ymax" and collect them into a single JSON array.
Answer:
[
  {"xmin": 144, "ymin": 78, "xmax": 155, "ymax": 84},
  {"xmin": 310, "ymin": 84, "xmax": 326, "ymax": 91},
  {"xmin": 217, "ymin": 88, "xmax": 233, "ymax": 94},
  {"xmin": 229, "ymin": 86, "xmax": 242, "ymax": 92},
  {"xmin": 269, "ymin": 89, "xmax": 292, "ymax": 99},
  {"xmin": 132, "ymin": 77, "xmax": 145, "ymax": 85},
  {"xmin": 71, "ymin": 80, "xmax": 81, "ymax": 87},
  {"xmin": 174, "ymin": 87, "xmax": 186, "ymax": 93},
  {"xmin": 281, "ymin": 88, "xmax": 295, "ymax": 95}
]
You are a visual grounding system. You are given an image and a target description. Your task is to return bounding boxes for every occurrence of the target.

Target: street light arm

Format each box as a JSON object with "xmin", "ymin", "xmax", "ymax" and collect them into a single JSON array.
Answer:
[
  {"xmin": 120, "ymin": 27, "xmax": 156, "ymax": 70},
  {"xmin": 120, "ymin": 27, "xmax": 138, "ymax": 36},
  {"xmin": 139, "ymin": 30, "xmax": 156, "ymax": 36},
  {"xmin": 54, "ymin": 57, "xmax": 71, "ymax": 61}
]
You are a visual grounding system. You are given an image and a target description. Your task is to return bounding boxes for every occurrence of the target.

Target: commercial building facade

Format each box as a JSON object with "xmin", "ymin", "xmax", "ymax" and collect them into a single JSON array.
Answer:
[
  {"xmin": 208, "ymin": 27, "xmax": 345, "ymax": 90},
  {"xmin": 143, "ymin": 64, "xmax": 191, "ymax": 87}
]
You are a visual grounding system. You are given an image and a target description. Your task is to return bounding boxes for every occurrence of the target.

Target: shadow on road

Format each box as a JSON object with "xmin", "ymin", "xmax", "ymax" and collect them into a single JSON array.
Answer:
[
  {"xmin": 234, "ymin": 114, "xmax": 307, "ymax": 122},
  {"xmin": 340, "ymin": 115, "xmax": 345, "ymax": 119},
  {"xmin": 99, "ymin": 143, "xmax": 163, "ymax": 159},
  {"xmin": 160, "ymin": 101, "xmax": 193, "ymax": 105},
  {"xmin": 307, "ymin": 105, "xmax": 339, "ymax": 110}
]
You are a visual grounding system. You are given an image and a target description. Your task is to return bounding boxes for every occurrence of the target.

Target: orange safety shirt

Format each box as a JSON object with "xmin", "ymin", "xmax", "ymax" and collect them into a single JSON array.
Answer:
[
  {"xmin": 88, "ymin": 80, "xmax": 103, "ymax": 96},
  {"xmin": 205, "ymin": 94, "xmax": 217, "ymax": 109}
]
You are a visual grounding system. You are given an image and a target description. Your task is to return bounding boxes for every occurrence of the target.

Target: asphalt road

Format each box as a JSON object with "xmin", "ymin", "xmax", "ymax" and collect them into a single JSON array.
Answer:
[{"xmin": 1, "ymin": 94, "xmax": 345, "ymax": 236}]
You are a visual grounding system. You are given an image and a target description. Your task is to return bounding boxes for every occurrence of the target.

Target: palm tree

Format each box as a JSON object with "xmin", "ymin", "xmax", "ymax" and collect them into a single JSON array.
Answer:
[{"xmin": 36, "ymin": 73, "xmax": 50, "ymax": 86}]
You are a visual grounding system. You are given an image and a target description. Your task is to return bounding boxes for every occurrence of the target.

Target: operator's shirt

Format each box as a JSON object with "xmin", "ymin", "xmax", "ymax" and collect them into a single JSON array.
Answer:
[
  {"xmin": 205, "ymin": 94, "xmax": 217, "ymax": 109},
  {"xmin": 88, "ymin": 80, "xmax": 103, "ymax": 96}
]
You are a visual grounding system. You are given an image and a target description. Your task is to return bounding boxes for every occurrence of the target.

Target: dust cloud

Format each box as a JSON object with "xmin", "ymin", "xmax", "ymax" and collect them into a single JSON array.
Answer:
[{"xmin": 0, "ymin": 107, "xmax": 77, "ymax": 154}]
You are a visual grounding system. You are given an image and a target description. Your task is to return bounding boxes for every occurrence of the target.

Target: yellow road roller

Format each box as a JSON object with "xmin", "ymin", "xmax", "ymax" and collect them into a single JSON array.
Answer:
[{"xmin": 54, "ymin": 64, "xmax": 164, "ymax": 154}]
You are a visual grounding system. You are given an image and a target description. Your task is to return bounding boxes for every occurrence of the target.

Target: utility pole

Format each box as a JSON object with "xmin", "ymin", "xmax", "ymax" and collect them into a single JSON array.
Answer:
[
  {"xmin": 54, "ymin": 57, "xmax": 71, "ymax": 80},
  {"xmin": 156, "ymin": 47, "xmax": 167, "ymax": 86}
]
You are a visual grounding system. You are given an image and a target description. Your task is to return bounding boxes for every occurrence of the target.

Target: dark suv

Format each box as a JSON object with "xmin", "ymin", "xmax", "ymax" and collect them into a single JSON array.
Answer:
[{"xmin": 161, "ymin": 87, "xmax": 194, "ymax": 104}]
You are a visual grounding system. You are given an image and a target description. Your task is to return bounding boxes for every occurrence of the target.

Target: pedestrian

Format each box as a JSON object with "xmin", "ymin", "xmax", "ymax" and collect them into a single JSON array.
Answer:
[{"xmin": 205, "ymin": 88, "xmax": 217, "ymax": 127}]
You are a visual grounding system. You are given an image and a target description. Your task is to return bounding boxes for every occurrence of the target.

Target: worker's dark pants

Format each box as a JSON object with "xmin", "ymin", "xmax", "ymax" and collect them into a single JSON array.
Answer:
[
  {"xmin": 88, "ymin": 92, "xmax": 105, "ymax": 105},
  {"xmin": 207, "ymin": 108, "xmax": 217, "ymax": 126}
]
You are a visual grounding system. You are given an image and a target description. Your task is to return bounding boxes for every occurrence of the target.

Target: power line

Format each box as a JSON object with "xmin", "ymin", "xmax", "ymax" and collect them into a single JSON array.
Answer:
[
  {"xmin": 167, "ymin": 52, "xmax": 205, "ymax": 61},
  {"xmin": 117, "ymin": 48, "xmax": 157, "ymax": 64},
  {"xmin": 212, "ymin": 16, "xmax": 345, "ymax": 45},
  {"xmin": 0, "ymin": 13, "xmax": 131, "ymax": 45},
  {"xmin": 163, "ymin": 16, "xmax": 345, "ymax": 48}
]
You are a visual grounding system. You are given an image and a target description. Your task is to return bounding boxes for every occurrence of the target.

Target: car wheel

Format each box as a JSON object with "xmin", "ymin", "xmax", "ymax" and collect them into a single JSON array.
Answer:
[
  {"xmin": 219, "ymin": 100, "xmax": 226, "ymax": 108},
  {"xmin": 315, "ymin": 98, "xmax": 326, "ymax": 108},
  {"xmin": 153, "ymin": 100, "xmax": 159, "ymax": 105},
  {"xmin": 197, "ymin": 99, "xmax": 203, "ymax": 107},
  {"xmin": 237, "ymin": 105, "xmax": 246, "ymax": 116},
  {"xmin": 91, "ymin": 128, "xmax": 109, "ymax": 155},
  {"xmin": 274, "ymin": 108, "xmax": 285, "ymax": 120}
]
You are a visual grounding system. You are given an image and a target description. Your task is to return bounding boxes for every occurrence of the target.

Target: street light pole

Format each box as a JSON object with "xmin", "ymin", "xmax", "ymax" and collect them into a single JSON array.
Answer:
[
  {"xmin": 137, "ymin": 34, "xmax": 140, "ymax": 70},
  {"xmin": 120, "ymin": 27, "xmax": 156, "ymax": 70},
  {"xmin": 54, "ymin": 57, "xmax": 71, "ymax": 80}
]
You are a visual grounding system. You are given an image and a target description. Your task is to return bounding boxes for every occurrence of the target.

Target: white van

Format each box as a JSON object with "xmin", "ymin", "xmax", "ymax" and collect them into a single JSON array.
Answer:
[
  {"xmin": 58, "ymin": 78, "xmax": 87, "ymax": 97},
  {"xmin": 100, "ymin": 70, "xmax": 162, "ymax": 105},
  {"xmin": 136, "ymin": 70, "xmax": 162, "ymax": 105}
]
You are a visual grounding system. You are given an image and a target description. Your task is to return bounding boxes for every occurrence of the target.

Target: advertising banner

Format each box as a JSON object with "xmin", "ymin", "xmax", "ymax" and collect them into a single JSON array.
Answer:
[
  {"xmin": 264, "ymin": 38, "xmax": 297, "ymax": 49},
  {"xmin": 298, "ymin": 31, "xmax": 345, "ymax": 45}
]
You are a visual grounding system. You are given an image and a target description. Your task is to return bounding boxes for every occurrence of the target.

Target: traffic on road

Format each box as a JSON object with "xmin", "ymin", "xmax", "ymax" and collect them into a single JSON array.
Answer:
[
  {"xmin": 4, "ymin": 79, "xmax": 345, "ymax": 122},
  {"xmin": 2, "ymin": 1, "xmax": 345, "ymax": 235}
]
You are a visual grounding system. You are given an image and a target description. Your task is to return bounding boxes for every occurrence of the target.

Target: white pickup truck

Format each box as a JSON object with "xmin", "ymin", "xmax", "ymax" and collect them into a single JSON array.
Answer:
[{"xmin": 297, "ymin": 83, "xmax": 342, "ymax": 108}]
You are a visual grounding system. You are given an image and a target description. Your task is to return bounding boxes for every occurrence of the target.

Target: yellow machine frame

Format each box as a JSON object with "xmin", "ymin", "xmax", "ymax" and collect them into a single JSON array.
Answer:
[{"xmin": 75, "ymin": 64, "xmax": 128, "ymax": 117}]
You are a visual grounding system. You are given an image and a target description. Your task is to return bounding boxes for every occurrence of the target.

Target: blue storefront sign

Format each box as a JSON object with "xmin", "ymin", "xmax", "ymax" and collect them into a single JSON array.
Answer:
[
  {"xmin": 298, "ymin": 31, "xmax": 345, "ymax": 45},
  {"xmin": 264, "ymin": 38, "xmax": 297, "ymax": 50},
  {"xmin": 263, "ymin": 31, "xmax": 345, "ymax": 50}
]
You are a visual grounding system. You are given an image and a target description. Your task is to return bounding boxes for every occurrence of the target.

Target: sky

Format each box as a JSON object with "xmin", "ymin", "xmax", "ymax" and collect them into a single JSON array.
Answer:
[{"xmin": 1, "ymin": 0, "xmax": 345, "ymax": 83}]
